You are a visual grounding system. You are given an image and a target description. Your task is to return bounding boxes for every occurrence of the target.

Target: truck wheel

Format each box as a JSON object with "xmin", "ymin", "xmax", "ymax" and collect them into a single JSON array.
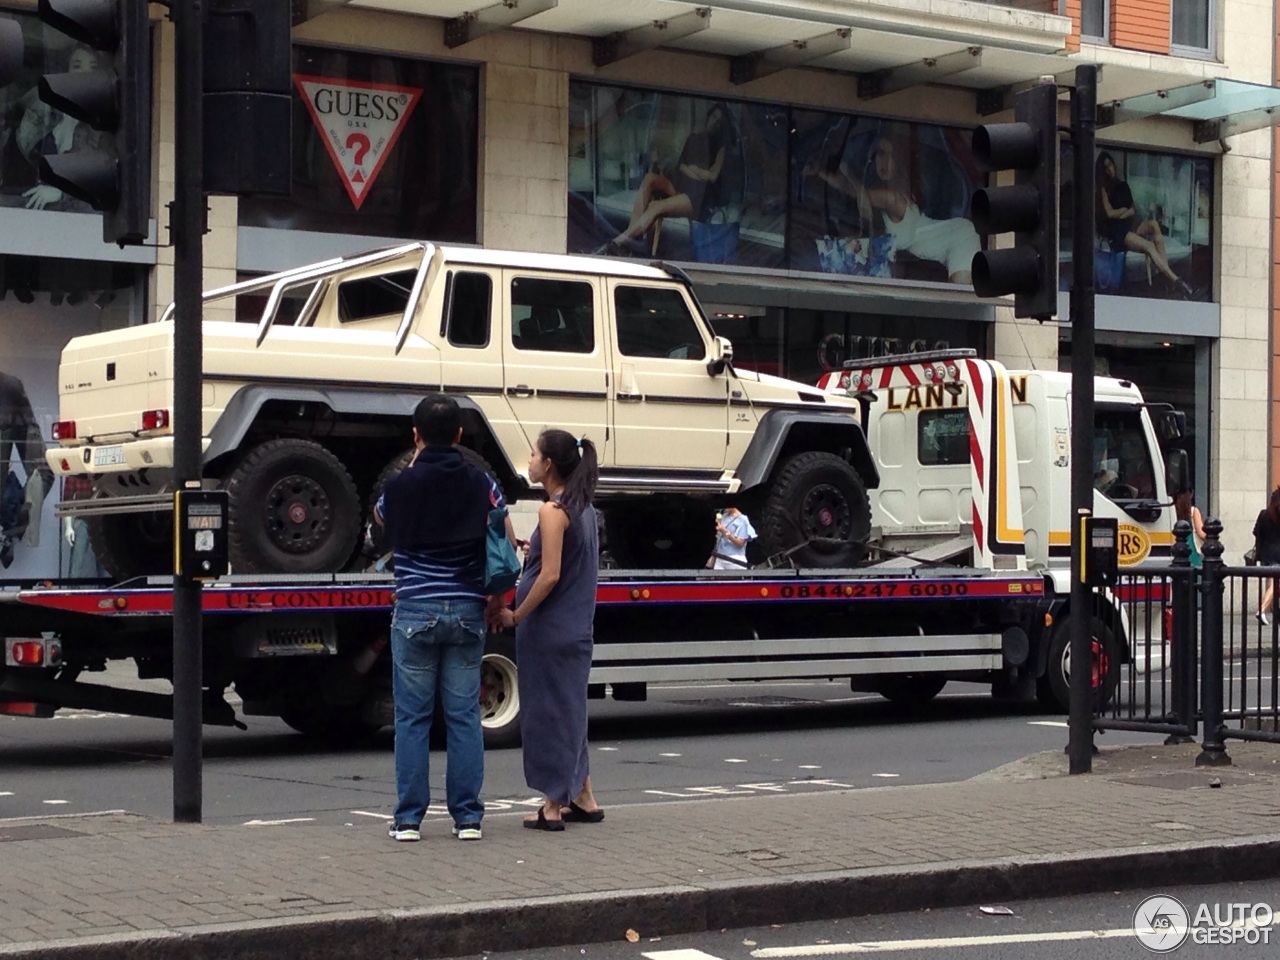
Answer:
[
  {"xmin": 872, "ymin": 675, "xmax": 947, "ymax": 706},
  {"xmin": 760, "ymin": 452, "xmax": 871, "ymax": 568},
  {"xmin": 225, "ymin": 439, "xmax": 361, "ymax": 574},
  {"xmin": 86, "ymin": 511, "xmax": 174, "ymax": 580},
  {"xmin": 1037, "ymin": 616, "xmax": 1119, "ymax": 712},
  {"xmin": 480, "ymin": 633, "xmax": 521, "ymax": 749},
  {"xmin": 280, "ymin": 703, "xmax": 382, "ymax": 742}
]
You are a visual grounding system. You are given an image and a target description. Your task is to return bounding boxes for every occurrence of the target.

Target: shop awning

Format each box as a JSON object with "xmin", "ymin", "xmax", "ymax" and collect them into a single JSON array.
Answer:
[{"xmin": 1099, "ymin": 78, "xmax": 1280, "ymax": 143}]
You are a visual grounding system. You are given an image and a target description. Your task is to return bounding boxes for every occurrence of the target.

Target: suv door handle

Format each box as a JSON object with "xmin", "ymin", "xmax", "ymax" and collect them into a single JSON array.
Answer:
[{"xmin": 507, "ymin": 385, "xmax": 534, "ymax": 398}]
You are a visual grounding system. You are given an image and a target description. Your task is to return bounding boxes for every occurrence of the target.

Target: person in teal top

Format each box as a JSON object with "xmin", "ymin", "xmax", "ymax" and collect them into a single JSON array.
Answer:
[{"xmin": 1175, "ymin": 489, "xmax": 1205, "ymax": 568}]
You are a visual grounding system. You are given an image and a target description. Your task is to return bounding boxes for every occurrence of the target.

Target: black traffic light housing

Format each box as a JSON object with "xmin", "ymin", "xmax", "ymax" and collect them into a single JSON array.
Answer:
[
  {"xmin": 203, "ymin": 0, "xmax": 293, "ymax": 197},
  {"xmin": 36, "ymin": 0, "xmax": 152, "ymax": 246},
  {"xmin": 970, "ymin": 82, "xmax": 1059, "ymax": 321}
]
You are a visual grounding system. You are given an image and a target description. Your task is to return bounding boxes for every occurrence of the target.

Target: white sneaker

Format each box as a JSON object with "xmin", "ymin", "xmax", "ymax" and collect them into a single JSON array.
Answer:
[
  {"xmin": 1258, "ymin": 611, "xmax": 1272, "ymax": 627},
  {"xmin": 452, "ymin": 823, "xmax": 482, "ymax": 841},
  {"xmin": 389, "ymin": 823, "xmax": 420, "ymax": 842}
]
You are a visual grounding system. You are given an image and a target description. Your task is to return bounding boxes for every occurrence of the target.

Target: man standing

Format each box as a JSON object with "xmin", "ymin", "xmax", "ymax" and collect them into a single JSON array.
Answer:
[
  {"xmin": 375, "ymin": 394, "xmax": 502, "ymax": 842},
  {"xmin": 711, "ymin": 505, "xmax": 757, "ymax": 569}
]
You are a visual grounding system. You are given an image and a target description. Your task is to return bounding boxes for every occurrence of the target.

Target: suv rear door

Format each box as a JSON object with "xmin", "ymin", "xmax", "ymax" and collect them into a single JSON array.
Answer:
[
  {"xmin": 502, "ymin": 271, "xmax": 611, "ymax": 462},
  {"xmin": 606, "ymin": 280, "xmax": 728, "ymax": 471}
]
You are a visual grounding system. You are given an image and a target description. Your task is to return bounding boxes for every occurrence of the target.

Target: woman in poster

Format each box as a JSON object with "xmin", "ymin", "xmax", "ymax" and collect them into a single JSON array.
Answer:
[
  {"xmin": 600, "ymin": 102, "xmax": 740, "ymax": 256},
  {"xmin": 804, "ymin": 129, "xmax": 980, "ymax": 284},
  {"xmin": 0, "ymin": 370, "xmax": 54, "ymax": 569},
  {"xmin": 1096, "ymin": 151, "xmax": 1193, "ymax": 299}
]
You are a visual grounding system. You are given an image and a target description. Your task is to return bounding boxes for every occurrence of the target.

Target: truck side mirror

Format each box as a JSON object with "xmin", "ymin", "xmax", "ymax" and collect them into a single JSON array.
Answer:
[
  {"xmin": 1165, "ymin": 448, "xmax": 1190, "ymax": 498},
  {"xmin": 707, "ymin": 335, "xmax": 734, "ymax": 376},
  {"xmin": 1155, "ymin": 409, "xmax": 1185, "ymax": 446}
]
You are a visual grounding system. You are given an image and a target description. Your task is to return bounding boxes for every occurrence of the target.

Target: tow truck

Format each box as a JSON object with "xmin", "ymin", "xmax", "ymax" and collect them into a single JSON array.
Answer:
[{"xmin": 0, "ymin": 350, "xmax": 1182, "ymax": 745}]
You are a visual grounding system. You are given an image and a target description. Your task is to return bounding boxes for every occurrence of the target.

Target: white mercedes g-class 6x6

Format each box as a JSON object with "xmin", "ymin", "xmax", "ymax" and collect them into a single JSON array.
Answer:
[{"xmin": 47, "ymin": 242, "xmax": 878, "ymax": 577}]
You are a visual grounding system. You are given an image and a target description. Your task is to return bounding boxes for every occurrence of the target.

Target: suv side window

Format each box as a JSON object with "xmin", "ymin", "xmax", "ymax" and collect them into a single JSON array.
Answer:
[
  {"xmin": 445, "ymin": 271, "xmax": 492, "ymax": 348},
  {"xmin": 337, "ymin": 270, "xmax": 417, "ymax": 323},
  {"xmin": 614, "ymin": 285, "xmax": 706, "ymax": 360},
  {"xmin": 511, "ymin": 277, "xmax": 595, "ymax": 353}
]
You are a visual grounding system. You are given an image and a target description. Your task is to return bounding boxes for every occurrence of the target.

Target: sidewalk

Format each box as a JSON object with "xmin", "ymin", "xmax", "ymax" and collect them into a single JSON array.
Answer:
[{"xmin": 1, "ymin": 742, "xmax": 1278, "ymax": 960}]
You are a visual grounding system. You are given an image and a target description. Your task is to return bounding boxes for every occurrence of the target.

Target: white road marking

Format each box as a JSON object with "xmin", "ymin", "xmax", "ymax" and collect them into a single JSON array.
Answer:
[
  {"xmin": 1028, "ymin": 720, "xmax": 1069, "ymax": 728},
  {"xmin": 659, "ymin": 753, "xmax": 682, "ymax": 757},
  {"xmin": 872, "ymin": 773, "xmax": 900, "ymax": 778},
  {"xmin": 0, "ymin": 792, "xmax": 13, "ymax": 797},
  {"xmin": 725, "ymin": 758, "xmax": 748, "ymax": 763},
  {"xmin": 351, "ymin": 810, "xmax": 393, "ymax": 820},
  {"xmin": 751, "ymin": 927, "xmax": 1136, "ymax": 954},
  {"xmin": 597, "ymin": 746, "xmax": 619, "ymax": 751},
  {"xmin": 798, "ymin": 765, "xmax": 821, "ymax": 769},
  {"xmin": 42, "ymin": 800, "xmax": 69, "ymax": 805},
  {"xmin": 645, "ymin": 949, "xmax": 726, "ymax": 960},
  {"xmin": 243, "ymin": 817, "xmax": 316, "ymax": 826}
]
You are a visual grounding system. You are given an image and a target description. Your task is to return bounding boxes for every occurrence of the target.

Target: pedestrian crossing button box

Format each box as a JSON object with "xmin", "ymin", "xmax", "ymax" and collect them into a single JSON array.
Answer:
[
  {"xmin": 175, "ymin": 489, "xmax": 229, "ymax": 579},
  {"xmin": 1081, "ymin": 516, "xmax": 1119, "ymax": 587}
]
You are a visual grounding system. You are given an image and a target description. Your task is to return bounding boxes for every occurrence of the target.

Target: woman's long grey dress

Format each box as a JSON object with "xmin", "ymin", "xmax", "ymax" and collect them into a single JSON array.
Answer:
[{"xmin": 515, "ymin": 502, "xmax": 599, "ymax": 804}]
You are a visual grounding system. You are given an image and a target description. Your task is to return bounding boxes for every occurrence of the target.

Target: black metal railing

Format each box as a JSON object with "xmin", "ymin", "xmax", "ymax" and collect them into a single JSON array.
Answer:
[{"xmin": 1091, "ymin": 517, "xmax": 1280, "ymax": 764}]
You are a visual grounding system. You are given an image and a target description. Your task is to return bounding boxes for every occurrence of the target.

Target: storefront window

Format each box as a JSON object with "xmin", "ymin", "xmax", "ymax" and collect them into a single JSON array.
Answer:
[
  {"xmin": 1059, "ymin": 143, "xmax": 1213, "ymax": 301},
  {"xmin": 239, "ymin": 45, "xmax": 479, "ymax": 242},
  {"xmin": 0, "ymin": 8, "xmax": 122, "ymax": 217},
  {"xmin": 0, "ymin": 255, "xmax": 143, "ymax": 580},
  {"xmin": 568, "ymin": 81, "xmax": 986, "ymax": 284}
]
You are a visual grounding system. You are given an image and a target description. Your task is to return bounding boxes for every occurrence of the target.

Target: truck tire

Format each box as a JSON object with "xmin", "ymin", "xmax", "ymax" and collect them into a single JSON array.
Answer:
[
  {"xmin": 603, "ymin": 499, "xmax": 715, "ymax": 569},
  {"xmin": 481, "ymin": 633, "xmax": 521, "ymax": 749},
  {"xmin": 872, "ymin": 674, "xmax": 947, "ymax": 706},
  {"xmin": 760, "ymin": 452, "xmax": 871, "ymax": 568},
  {"xmin": 225, "ymin": 439, "xmax": 362, "ymax": 574},
  {"xmin": 280, "ymin": 702, "xmax": 382, "ymax": 742},
  {"xmin": 1037, "ymin": 615, "xmax": 1119, "ymax": 712},
  {"xmin": 86, "ymin": 511, "xmax": 174, "ymax": 580},
  {"xmin": 364, "ymin": 446, "xmax": 501, "ymax": 563}
]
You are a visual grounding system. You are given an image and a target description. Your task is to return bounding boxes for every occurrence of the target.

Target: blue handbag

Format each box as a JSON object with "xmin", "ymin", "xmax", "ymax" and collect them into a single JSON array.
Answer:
[{"xmin": 483, "ymin": 505, "xmax": 522, "ymax": 595}]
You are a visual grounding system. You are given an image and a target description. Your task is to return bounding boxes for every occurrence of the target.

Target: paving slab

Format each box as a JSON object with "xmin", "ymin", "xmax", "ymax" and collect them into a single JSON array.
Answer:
[{"xmin": 0, "ymin": 743, "xmax": 1278, "ymax": 960}]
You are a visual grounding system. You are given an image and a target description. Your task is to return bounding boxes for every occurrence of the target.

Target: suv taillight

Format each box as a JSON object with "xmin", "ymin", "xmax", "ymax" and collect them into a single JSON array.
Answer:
[
  {"xmin": 142, "ymin": 409, "xmax": 170, "ymax": 431},
  {"xmin": 52, "ymin": 420, "xmax": 76, "ymax": 440}
]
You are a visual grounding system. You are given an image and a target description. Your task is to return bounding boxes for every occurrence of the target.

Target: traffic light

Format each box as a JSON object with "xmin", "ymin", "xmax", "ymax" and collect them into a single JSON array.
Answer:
[
  {"xmin": 36, "ymin": 0, "xmax": 152, "ymax": 246},
  {"xmin": 969, "ymin": 83, "xmax": 1059, "ymax": 321},
  {"xmin": 203, "ymin": 0, "xmax": 292, "ymax": 197}
]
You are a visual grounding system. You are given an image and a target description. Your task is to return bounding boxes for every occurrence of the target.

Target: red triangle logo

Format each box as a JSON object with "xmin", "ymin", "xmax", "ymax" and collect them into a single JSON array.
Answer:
[{"xmin": 293, "ymin": 74, "xmax": 422, "ymax": 210}]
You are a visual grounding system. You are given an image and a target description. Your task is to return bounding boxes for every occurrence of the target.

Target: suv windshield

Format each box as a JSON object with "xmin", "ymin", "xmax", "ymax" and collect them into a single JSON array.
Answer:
[{"xmin": 1093, "ymin": 406, "xmax": 1156, "ymax": 501}]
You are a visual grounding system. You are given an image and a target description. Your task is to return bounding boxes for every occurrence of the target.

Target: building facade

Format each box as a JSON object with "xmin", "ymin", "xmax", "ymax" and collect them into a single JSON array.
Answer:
[{"xmin": 0, "ymin": 0, "xmax": 1271, "ymax": 579}]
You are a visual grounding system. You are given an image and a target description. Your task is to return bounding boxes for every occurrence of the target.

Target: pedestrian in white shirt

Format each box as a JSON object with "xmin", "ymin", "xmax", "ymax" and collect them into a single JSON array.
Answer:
[{"xmin": 710, "ymin": 506, "xmax": 757, "ymax": 569}]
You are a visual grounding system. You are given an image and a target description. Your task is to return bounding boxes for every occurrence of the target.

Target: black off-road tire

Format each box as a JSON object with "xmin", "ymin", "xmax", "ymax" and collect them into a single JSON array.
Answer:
[
  {"xmin": 225, "ymin": 439, "xmax": 362, "ymax": 574},
  {"xmin": 363, "ymin": 446, "xmax": 500, "ymax": 563},
  {"xmin": 1037, "ymin": 615, "xmax": 1120, "ymax": 712},
  {"xmin": 759, "ymin": 452, "xmax": 872, "ymax": 568},
  {"xmin": 85, "ymin": 511, "xmax": 174, "ymax": 580}
]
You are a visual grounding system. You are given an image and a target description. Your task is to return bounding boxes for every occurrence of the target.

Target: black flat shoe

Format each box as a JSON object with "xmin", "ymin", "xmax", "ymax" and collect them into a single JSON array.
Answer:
[
  {"xmin": 562, "ymin": 801, "xmax": 604, "ymax": 824},
  {"xmin": 523, "ymin": 808, "xmax": 565, "ymax": 832}
]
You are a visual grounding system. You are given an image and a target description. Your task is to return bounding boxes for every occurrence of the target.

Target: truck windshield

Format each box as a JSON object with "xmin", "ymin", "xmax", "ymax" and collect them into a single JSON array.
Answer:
[{"xmin": 1093, "ymin": 407, "xmax": 1156, "ymax": 501}]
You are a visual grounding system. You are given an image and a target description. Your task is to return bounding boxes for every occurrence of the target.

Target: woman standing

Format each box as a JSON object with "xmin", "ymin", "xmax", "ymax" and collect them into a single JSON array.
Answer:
[
  {"xmin": 1174, "ymin": 489, "xmax": 1205, "ymax": 568},
  {"xmin": 1252, "ymin": 487, "xmax": 1280, "ymax": 625},
  {"xmin": 491, "ymin": 430, "xmax": 604, "ymax": 830}
]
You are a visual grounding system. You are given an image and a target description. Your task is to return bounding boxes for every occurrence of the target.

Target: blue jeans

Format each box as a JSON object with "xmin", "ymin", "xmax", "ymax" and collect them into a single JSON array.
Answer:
[{"xmin": 391, "ymin": 596, "xmax": 486, "ymax": 827}]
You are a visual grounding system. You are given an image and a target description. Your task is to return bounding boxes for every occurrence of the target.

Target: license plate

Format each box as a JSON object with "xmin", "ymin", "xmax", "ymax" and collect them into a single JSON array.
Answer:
[{"xmin": 92, "ymin": 445, "xmax": 127, "ymax": 467}]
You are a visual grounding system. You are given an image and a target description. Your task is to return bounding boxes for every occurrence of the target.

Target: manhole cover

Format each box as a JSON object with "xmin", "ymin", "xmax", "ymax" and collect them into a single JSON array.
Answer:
[
  {"xmin": 0, "ymin": 825, "xmax": 84, "ymax": 842},
  {"xmin": 737, "ymin": 849, "xmax": 783, "ymax": 862},
  {"xmin": 1115, "ymin": 771, "xmax": 1260, "ymax": 791}
]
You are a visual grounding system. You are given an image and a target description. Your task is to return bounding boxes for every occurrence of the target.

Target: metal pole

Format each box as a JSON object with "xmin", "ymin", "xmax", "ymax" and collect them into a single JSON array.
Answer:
[
  {"xmin": 1067, "ymin": 64, "xmax": 1097, "ymax": 775},
  {"xmin": 172, "ymin": 0, "xmax": 205, "ymax": 823},
  {"xmin": 1165, "ymin": 519, "xmax": 1195, "ymax": 743}
]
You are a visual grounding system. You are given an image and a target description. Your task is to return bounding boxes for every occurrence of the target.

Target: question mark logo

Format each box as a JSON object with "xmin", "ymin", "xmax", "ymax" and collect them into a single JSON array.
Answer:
[{"xmin": 346, "ymin": 132, "xmax": 372, "ymax": 183}]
